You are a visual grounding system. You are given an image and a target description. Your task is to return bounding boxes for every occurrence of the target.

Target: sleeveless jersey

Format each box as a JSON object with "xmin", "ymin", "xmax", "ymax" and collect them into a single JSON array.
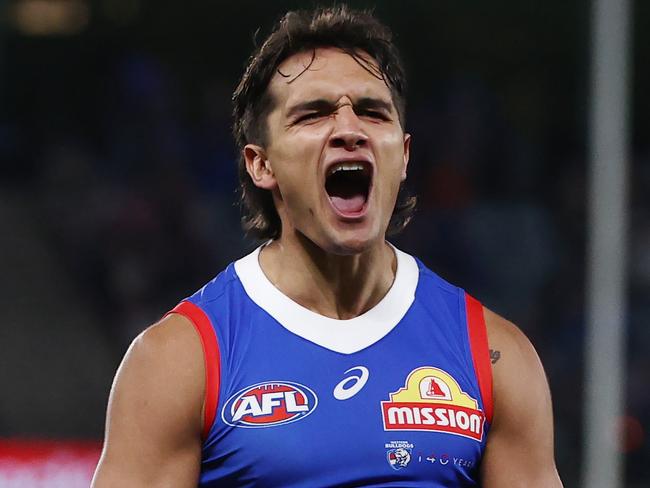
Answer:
[{"xmin": 169, "ymin": 244, "xmax": 493, "ymax": 487}]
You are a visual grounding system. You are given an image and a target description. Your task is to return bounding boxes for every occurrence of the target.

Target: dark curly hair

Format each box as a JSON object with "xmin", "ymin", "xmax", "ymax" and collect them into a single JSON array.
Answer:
[{"xmin": 232, "ymin": 5, "xmax": 416, "ymax": 240}]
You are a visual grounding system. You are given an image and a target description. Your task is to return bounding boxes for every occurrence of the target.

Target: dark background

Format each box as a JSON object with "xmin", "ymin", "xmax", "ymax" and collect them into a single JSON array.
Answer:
[{"xmin": 0, "ymin": 0, "xmax": 648, "ymax": 485}]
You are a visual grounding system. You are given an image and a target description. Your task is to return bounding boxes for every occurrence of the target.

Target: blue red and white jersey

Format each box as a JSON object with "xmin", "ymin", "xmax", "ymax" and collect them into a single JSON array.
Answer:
[{"xmin": 169, "ymin": 244, "xmax": 493, "ymax": 487}]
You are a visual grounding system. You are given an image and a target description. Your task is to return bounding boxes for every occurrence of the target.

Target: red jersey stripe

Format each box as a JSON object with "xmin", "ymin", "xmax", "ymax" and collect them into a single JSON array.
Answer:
[
  {"xmin": 464, "ymin": 293, "xmax": 494, "ymax": 424},
  {"xmin": 167, "ymin": 301, "xmax": 221, "ymax": 440}
]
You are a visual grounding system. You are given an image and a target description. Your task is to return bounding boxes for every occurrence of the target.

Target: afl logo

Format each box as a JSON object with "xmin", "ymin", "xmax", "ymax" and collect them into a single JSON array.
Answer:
[{"xmin": 222, "ymin": 381, "xmax": 318, "ymax": 428}]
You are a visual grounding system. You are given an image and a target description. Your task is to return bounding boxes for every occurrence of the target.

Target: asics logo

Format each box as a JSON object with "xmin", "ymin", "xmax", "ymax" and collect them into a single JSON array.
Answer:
[{"xmin": 333, "ymin": 366, "xmax": 370, "ymax": 400}]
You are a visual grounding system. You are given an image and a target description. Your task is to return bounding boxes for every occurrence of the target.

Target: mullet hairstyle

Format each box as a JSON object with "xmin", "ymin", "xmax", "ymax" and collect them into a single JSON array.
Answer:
[{"xmin": 232, "ymin": 5, "xmax": 416, "ymax": 240}]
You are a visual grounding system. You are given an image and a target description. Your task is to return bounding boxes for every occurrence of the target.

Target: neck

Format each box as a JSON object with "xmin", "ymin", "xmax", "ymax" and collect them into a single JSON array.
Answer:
[{"xmin": 258, "ymin": 233, "xmax": 396, "ymax": 320}]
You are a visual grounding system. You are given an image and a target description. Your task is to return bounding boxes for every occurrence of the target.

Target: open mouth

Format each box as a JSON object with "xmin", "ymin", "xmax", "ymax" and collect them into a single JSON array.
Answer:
[{"xmin": 324, "ymin": 162, "xmax": 372, "ymax": 216}]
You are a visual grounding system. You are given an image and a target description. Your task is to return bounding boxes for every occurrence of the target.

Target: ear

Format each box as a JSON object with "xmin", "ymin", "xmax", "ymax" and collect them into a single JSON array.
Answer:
[
  {"xmin": 401, "ymin": 133, "xmax": 411, "ymax": 181},
  {"xmin": 244, "ymin": 144, "xmax": 277, "ymax": 190}
]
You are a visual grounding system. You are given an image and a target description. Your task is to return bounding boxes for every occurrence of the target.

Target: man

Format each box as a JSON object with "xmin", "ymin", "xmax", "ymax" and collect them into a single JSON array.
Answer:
[{"xmin": 93, "ymin": 6, "xmax": 563, "ymax": 487}]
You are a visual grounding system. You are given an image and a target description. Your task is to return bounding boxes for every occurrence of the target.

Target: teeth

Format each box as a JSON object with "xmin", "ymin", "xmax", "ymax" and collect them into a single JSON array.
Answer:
[{"xmin": 327, "ymin": 163, "xmax": 366, "ymax": 177}]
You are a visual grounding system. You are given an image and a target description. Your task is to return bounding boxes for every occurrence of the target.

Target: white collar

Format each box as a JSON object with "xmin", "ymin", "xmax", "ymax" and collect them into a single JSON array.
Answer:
[{"xmin": 234, "ymin": 243, "xmax": 419, "ymax": 354}]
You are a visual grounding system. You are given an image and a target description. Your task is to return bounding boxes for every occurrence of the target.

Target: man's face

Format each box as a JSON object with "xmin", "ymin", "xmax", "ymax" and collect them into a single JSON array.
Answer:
[{"xmin": 245, "ymin": 47, "xmax": 410, "ymax": 254}]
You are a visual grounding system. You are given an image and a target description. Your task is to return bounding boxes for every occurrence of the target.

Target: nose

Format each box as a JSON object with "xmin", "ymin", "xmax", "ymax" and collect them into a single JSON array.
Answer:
[{"xmin": 329, "ymin": 105, "xmax": 368, "ymax": 150}]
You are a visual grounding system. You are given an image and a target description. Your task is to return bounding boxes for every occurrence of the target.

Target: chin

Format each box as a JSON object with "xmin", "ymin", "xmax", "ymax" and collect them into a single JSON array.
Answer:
[
  {"xmin": 292, "ymin": 207, "xmax": 388, "ymax": 255},
  {"xmin": 318, "ymin": 226, "xmax": 382, "ymax": 256}
]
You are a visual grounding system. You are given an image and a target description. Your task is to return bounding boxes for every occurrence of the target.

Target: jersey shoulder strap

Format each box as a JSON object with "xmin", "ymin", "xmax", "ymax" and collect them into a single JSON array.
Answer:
[{"xmin": 464, "ymin": 293, "xmax": 493, "ymax": 423}]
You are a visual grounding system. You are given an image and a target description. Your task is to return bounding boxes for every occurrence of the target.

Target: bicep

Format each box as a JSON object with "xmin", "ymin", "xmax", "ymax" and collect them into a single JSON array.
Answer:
[
  {"xmin": 481, "ymin": 311, "xmax": 563, "ymax": 487},
  {"xmin": 92, "ymin": 314, "xmax": 204, "ymax": 488}
]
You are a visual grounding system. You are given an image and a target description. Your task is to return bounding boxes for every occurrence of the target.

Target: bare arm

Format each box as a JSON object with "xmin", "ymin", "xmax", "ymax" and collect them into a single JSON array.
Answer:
[
  {"xmin": 92, "ymin": 313, "xmax": 204, "ymax": 488},
  {"xmin": 481, "ymin": 308, "xmax": 563, "ymax": 487}
]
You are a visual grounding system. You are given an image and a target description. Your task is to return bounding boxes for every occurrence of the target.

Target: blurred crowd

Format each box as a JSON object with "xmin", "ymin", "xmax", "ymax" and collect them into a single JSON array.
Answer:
[{"xmin": 1, "ymin": 5, "xmax": 649, "ymax": 485}]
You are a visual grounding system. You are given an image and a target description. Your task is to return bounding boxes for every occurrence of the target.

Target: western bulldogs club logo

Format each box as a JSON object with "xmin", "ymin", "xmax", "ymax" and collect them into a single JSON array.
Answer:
[
  {"xmin": 222, "ymin": 381, "xmax": 318, "ymax": 428},
  {"xmin": 385, "ymin": 440, "xmax": 413, "ymax": 470}
]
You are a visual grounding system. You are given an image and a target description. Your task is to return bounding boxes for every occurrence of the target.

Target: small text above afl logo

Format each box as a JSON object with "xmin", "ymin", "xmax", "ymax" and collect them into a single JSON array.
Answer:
[{"xmin": 222, "ymin": 381, "xmax": 318, "ymax": 428}]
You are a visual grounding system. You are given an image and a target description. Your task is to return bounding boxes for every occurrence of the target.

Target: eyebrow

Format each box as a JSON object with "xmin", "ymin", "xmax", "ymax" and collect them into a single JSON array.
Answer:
[{"xmin": 285, "ymin": 97, "xmax": 394, "ymax": 119}]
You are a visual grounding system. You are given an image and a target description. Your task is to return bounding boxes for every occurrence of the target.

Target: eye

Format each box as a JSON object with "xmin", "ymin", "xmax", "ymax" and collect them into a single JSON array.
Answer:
[
  {"xmin": 358, "ymin": 109, "xmax": 390, "ymax": 120},
  {"xmin": 295, "ymin": 112, "xmax": 323, "ymax": 123}
]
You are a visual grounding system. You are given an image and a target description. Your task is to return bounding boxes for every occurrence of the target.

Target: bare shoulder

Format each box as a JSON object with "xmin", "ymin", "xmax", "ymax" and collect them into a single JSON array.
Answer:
[
  {"xmin": 92, "ymin": 312, "xmax": 204, "ymax": 488},
  {"xmin": 111, "ymin": 311, "xmax": 205, "ymax": 441},
  {"xmin": 483, "ymin": 307, "xmax": 545, "ymax": 376},
  {"xmin": 127, "ymin": 312, "xmax": 205, "ymax": 389},
  {"xmin": 116, "ymin": 312, "xmax": 205, "ymax": 423},
  {"xmin": 482, "ymin": 306, "xmax": 550, "ymax": 425},
  {"xmin": 480, "ymin": 306, "xmax": 563, "ymax": 487}
]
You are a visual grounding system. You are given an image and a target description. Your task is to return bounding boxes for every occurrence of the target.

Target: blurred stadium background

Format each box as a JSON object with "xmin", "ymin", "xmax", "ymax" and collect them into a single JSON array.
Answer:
[{"xmin": 0, "ymin": 0, "xmax": 648, "ymax": 486}]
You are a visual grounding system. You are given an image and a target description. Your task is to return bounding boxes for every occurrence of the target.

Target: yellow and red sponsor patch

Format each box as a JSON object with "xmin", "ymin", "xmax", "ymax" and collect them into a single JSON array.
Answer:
[{"xmin": 381, "ymin": 367, "xmax": 486, "ymax": 441}]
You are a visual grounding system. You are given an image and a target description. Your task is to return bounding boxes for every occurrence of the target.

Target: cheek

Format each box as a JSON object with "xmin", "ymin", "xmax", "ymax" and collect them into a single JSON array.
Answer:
[
  {"xmin": 271, "ymin": 127, "xmax": 327, "ymax": 170},
  {"xmin": 372, "ymin": 127, "xmax": 406, "ymax": 156},
  {"xmin": 272, "ymin": 159, "xmax": 321, "ymax": 214},
  {"xmin": 271, "ymin": 135, "xmax": 326, "ymax": 193},
  {"xmin": 377, "ymin": 139, "xmax": 407, "ymax": 181},
  {"xmin": 373, "ymin": 137, "xmax": 407, "ymax": 207}
]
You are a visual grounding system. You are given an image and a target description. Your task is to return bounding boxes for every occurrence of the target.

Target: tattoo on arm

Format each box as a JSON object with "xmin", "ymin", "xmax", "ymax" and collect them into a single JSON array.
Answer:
[{"xmin": 489, "ymin": 349, "xmax": 501, "ymax": 364}]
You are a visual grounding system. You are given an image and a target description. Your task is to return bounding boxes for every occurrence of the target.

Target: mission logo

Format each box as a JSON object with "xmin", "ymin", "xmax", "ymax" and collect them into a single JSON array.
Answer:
[
  {"xmin": 222, "ymin": 381, "xmax": 318, "ymax": 428},
  {"xmin": 381, "ymin": 367, "xmax": 486, "ymax": 441}
]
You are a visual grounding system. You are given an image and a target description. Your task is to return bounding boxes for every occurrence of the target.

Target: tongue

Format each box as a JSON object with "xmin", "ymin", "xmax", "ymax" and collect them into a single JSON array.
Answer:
[{"xmin": 330, "ymin": 194, "xmax": 366, "ymax": 214}]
